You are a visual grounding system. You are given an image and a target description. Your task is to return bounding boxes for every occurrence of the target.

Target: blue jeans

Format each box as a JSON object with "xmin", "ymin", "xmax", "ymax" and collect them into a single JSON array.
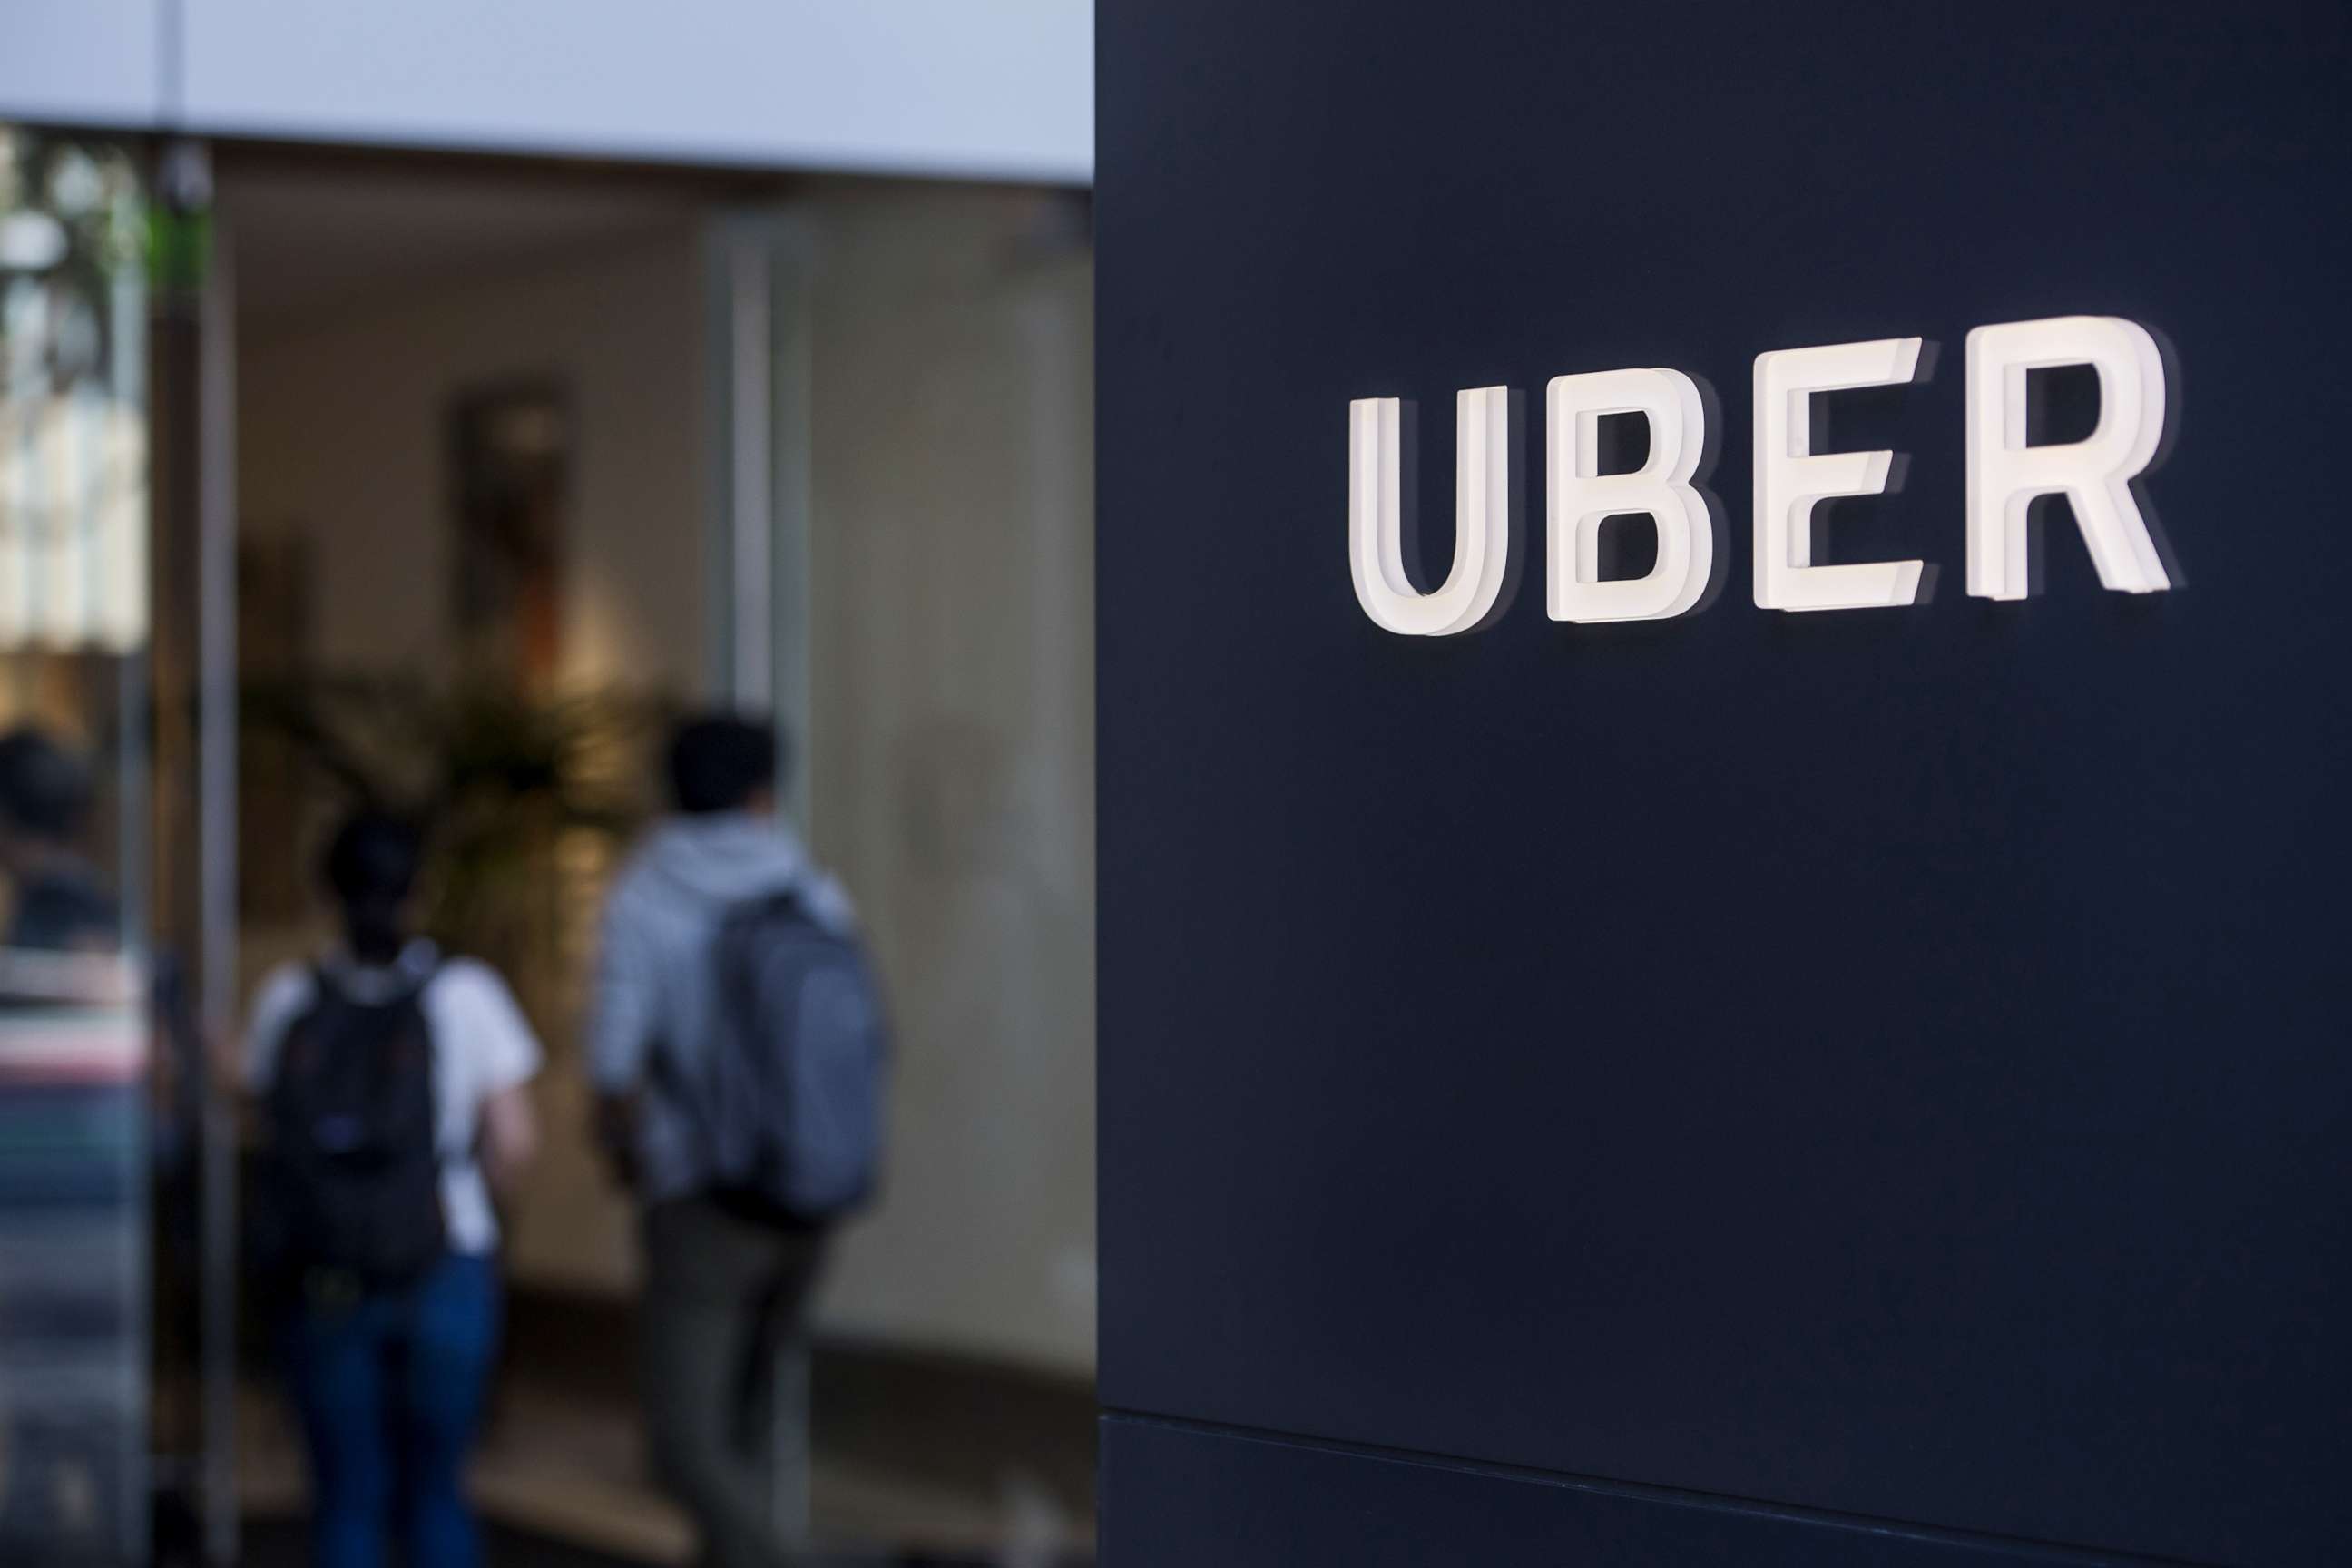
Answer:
[{"xmin": 286, "ymin": 1251, "xmax": 500, "ymax": 1568}]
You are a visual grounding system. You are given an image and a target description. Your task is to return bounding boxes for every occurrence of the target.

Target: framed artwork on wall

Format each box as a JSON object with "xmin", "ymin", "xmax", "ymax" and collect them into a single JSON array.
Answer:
[{"xmin": 450, "ymin": 384, "xmax": 570, "ymax": 691}]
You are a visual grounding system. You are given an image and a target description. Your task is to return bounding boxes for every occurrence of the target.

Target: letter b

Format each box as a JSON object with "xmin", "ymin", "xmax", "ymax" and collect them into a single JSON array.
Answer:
[{"xmin": 1546, "ymin": 368, "xmax": 1713, "ymax": 623}]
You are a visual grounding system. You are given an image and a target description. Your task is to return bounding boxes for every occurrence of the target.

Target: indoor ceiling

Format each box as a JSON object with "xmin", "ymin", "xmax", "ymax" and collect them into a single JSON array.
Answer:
[{"xmin": 217, "ymin": 154, "xmax": 744, "ymax": 330}]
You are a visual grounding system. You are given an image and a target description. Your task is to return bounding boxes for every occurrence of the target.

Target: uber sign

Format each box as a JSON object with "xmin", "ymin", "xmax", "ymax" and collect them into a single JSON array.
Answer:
[{"xmin": 1348, "ymin": 315, "xmax": 2171, "ymax": 635}]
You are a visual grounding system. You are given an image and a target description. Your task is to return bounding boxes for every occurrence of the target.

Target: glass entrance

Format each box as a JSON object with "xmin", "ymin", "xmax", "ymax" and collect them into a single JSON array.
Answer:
[{"xmin": 0, "ymin": 124, "xmax": 155, "ymax": 1568}]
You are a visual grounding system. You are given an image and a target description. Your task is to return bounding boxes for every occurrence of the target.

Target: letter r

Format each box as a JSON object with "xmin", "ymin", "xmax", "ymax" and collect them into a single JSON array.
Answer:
[{"xmin": 1966, "ymin": 316, "xmax": 2171, "ymax": 600}]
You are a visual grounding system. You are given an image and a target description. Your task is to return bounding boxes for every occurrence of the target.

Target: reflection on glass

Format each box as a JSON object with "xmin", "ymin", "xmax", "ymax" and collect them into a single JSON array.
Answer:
[{"xmin": 0, "ymin": 126, "xmax": 150, "ymax": 1567}]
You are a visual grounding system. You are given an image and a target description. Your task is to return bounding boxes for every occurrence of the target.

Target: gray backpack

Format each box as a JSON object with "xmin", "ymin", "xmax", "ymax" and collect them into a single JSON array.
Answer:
[{"xmin": 701, "ymin": 889, "xmax": 888, "ymax": 1220}]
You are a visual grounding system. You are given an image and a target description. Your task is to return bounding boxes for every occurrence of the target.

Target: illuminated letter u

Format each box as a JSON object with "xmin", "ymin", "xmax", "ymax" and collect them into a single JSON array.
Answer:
[{"xmin": 1348, "ymin": 387, "xmax": 1513, "ymax": 635}]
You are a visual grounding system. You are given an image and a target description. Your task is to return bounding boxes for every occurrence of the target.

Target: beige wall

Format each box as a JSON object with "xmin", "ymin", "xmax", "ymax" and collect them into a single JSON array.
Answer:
[
  {"xmin": 234, "ymin": 181, "xmax": 1097, "ymax": 1377},
  {"xmin": 801, "ymin": 186, "xmax": 1096, "ymax": 1376},
  {"xmin": 236, "ymin": 229, "xmax": 707, "ymax": 695}
]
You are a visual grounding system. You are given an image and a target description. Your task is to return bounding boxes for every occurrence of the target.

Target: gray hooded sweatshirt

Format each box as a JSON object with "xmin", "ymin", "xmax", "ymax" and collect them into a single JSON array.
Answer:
[{"xmin": 587, "ymin": 811, "xmax": 856, "ymax": 1205}]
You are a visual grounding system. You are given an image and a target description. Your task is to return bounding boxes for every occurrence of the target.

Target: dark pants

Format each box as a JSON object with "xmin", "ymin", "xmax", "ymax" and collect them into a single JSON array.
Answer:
[
  {"xmin": 286, "ymin": 1251, "xmax": 500, "ymax": 1568},
  {"xmin": 642, "ymin": 1195, "xmax": 828, "ymax": 1568}
]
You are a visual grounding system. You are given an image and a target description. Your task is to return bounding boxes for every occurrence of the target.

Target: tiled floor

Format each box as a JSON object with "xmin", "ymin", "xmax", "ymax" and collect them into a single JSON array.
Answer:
[
  {"xmin": 241, "ymin": 1515, "xmax": 1086, "ymax": 1567},
  {"xmin": 236, "ymin": 1366, "xmax": 1094, "ymax": 1567}
]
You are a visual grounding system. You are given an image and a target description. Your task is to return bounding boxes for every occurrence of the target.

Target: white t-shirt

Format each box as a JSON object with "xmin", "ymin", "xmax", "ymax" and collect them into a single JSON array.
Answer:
[{"xmin": 244, "ymin": 942, "xmax": 542, "ymax": 1255}]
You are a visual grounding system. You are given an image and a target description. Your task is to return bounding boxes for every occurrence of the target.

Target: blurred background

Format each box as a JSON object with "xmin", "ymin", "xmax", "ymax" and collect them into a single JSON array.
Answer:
[{"xmin": 0, "ymin": 5, "xmax": 1094, "ymax": 1564}]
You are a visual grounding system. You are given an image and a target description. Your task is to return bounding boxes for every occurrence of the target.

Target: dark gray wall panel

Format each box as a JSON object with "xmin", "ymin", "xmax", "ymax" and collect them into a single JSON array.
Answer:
[
  {"xmin": 1102, "ymin": 1417, "xmax": 2141, "ymax": 1568},
  {"xmin": 1097, "ymin": 3, "xmax": 2351, "ymax": 1563}
]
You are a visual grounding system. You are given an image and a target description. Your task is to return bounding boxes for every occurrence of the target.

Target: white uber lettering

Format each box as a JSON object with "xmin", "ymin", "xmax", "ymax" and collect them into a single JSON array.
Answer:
[
  {"xmin": 1348, "ymin": 387, "xmax": 1513, "ymax": 636},
  {"xmin": 1546, "ymin": 368, "xmax": 1712, "ymax": 623},
  {"xmin": 1752, "ymin": 338, "xmax": 1926, "ymax": 612},
  {"xmin": 1345, "ymin": 315, "xmax": 2176, "ymax": 635},
  {"xmin": 1965, "ymin": 315, "xmax": 2169, "ymax": 600}
]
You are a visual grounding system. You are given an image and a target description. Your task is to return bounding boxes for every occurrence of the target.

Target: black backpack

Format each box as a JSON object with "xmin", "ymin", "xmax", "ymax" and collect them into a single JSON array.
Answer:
[{"xmin": 261, "ymin": 964, "xmax": 446, "ymax": 1284}]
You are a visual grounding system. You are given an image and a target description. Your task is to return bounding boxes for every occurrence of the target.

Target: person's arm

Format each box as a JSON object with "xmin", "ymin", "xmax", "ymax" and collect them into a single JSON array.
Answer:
[
  {"xmin": 446, "ymin": 960, "xmax": 544, "ymax": 1192},
  {"xmin": 478, "ymin": 1080, "xmax": 539, "ymax": 1196},
  {"xmin": 238, "ymin": 966, "xmax": 312, "ymax": 1101},
  {"xmin": 585, "ymin": 896, "xmax": 658, "ymax": 1190},
  {"xmin": 592, "ymin": 1088, "xmax": 643, "ymax": 1191}
]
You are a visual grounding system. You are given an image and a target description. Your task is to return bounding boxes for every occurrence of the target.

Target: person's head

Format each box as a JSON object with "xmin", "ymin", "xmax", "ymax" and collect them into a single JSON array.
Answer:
[
  {"xmin": 0, "ymin": 726, "xmax": 94, "ymax": 872},
  {"xmin": 320, "ymin": 810, "xmax": 423, "ymax": 963},
  {"xmin": 667, "ymin": 714, "xmax": 783, "ymax": 817}
]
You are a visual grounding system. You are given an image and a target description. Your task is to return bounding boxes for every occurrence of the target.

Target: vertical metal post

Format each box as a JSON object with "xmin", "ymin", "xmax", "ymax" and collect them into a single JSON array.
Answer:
[
  {"xmin": 729, "ymin": 241, "xmax": 773, "ymax": 710},
  {"xmin": 769, "ymin": 233, "xmax": 813, "ymax": 832},
  {"xmin": 769, "ymin": 1341, "xmax": 812, "ymax": 1544},
  {"xmin": 707, "ymin": 219, "xmax": 812, "ymax": 817},
  {"xmin": 194, "ymin": 191, "xmax": 239, "ymax": 1568},
  {"xmin": 153, "ymin": 133, "xmax": 240, "ymax": 1568},
  {"xmin": 703, "ymin": 211, "xmax": 818, "ymax": 1544}
]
